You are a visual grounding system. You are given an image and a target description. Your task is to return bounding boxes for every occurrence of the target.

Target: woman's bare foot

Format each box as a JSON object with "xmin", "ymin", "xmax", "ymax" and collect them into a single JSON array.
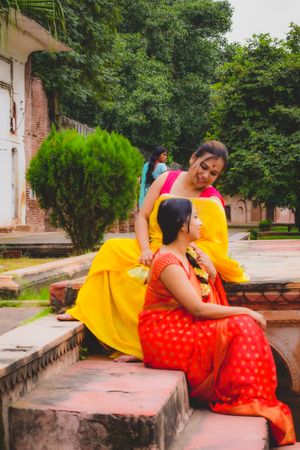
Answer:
[
  {"xmin": 56, "ymin": 313, "xmax": 77, "ymax": 321},
  {"xmin": 113, "ymin": 354, "xmax": 141, "ymax": 363}
]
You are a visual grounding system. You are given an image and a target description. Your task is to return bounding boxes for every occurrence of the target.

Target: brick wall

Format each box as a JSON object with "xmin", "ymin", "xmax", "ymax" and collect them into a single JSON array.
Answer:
[{"xmin": 24, "ymin": 59, "xmax": 50, "ymax": 231}]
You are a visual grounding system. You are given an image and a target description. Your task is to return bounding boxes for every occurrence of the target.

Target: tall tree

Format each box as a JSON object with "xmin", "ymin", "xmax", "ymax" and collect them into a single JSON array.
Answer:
[
  {"xmin": 31, "ymin": 0, "xmax": 120, "ymax": 126},
  {"xmin": 105, "ymin": 0, "xmax": 233, "ymax": 160},
  {"xmin": 210, "ymin": 25, "xmax": 300, "ymax": 228},
  {"xmin": 30, "ymin": 0, "xmax": 233, "ymax": 160}
]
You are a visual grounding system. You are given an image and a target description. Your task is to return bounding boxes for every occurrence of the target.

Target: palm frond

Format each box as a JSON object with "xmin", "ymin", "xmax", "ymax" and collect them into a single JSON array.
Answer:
[{"xmin": 0, "ymin": 0, "xmax": 66, "ymax": 39}]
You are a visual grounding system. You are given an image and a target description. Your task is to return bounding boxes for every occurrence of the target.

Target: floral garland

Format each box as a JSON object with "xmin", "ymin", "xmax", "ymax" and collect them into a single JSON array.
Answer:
[{"xmin": 186, "ymin": 246, "xmax": 211, "ymax": 297}]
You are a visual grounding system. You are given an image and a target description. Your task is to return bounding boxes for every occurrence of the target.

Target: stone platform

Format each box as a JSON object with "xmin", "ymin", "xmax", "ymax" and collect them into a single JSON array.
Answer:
[
  {"xmin": 9, "ymin": 356, "xmax": 268, "ymax": 450},
  {"xmin": 0, "ymin": 314, "xmax": 297, "ymax": 450}
]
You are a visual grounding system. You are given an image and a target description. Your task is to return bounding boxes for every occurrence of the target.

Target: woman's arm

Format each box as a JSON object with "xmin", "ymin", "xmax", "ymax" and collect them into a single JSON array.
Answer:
[
  {"xmin": 135, "ymin": 172, "xmax": 169, "ymax": 266},
  {"xmin": 160, "ymin": 264, "xmax": 266, "ymax": 328}
]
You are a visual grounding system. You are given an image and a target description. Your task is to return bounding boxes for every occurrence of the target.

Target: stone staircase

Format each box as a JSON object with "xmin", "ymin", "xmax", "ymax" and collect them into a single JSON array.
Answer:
[
  {"xmin": 8, "ymin": 356, "xmax": 269, "ymax": 450},
  {"xmin": 1, "ymin": 315, "xmax": 299, "ymax": 449}
]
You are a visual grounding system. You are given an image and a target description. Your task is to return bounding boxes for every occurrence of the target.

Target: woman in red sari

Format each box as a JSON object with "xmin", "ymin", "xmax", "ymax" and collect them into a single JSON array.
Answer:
[{"xmin": 138, "ymin": 198, "xmax": 295, "ymax": 446}]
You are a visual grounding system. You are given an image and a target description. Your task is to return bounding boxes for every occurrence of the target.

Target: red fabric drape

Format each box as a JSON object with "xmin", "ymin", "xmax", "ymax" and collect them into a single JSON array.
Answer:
[{"xmin": 138, "ymin": 252, "xmax": 295, "ymax": 446}]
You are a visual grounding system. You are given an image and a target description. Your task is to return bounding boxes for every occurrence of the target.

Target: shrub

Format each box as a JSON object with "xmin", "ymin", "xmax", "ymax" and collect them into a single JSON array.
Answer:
[
  {"xmin": 249, "ymin": 228, "xmax": 258, "ymax": 240},
  {"xmin": 258, "ymin": 219, "xmax": 272, "ymax": 231},
  {"xmin": 27, "ymin": 127, "xmax": 143, "ymax": 253}
]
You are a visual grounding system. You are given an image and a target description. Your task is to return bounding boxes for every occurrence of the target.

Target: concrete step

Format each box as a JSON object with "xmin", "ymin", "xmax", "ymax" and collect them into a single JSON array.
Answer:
[
  {"xmin": 0, "ymin": 315, "xmax": 85, "ymax": 450},
  {"xmin": 9, "ymin": 356, "xmax": 190, "ymax": 450},
  {"xmin": 170, "ymin": 409, "xmax": 269, "ymax": 450}
]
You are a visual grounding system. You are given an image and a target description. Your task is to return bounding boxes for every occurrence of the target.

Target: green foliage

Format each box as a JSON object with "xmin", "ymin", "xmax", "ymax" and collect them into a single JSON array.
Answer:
[
  {"xmin": 249, "ymin": 228, "xmax": 258, "ymax": 240},
  {"xmin": 258, "ymin": 219, "xmax": 272, "ymax": 232},
  {"xmin": 27, "ymin": 127, "xmax": 143, "ymax": 253},
  {"xmin": 0, "ymin": 0, "xmax": 65, "ymax": 39},
  {"xmin": 31, "ymin": 0, "xmax": 120, "ymax": 126},
  {"xmin": 79, "ymin": 346, "xmax": 89, "ymax": 361},
  {"xmin": 210, "ymin": 25, "xmax": 300, "ymax": 228},
  {"xmin": 107, "ymin": 0, "xmax": 233, "ymax": 160},
  {"xmin": 31, "ymin": 0, "xmax": 233, "ymax": 162}
]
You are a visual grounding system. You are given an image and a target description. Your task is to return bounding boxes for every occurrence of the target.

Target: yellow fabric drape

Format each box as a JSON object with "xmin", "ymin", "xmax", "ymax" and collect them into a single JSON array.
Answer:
[{"xmin": 67, "ymin": 195, "xmax": 248, "ymax": 359}]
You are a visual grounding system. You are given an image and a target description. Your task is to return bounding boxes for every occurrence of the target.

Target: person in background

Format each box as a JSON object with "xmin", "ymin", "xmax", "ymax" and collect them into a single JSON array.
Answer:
[
  {"xmin": 138, "ymin": 197, "xmax": 295, "ymax": 447},
  {"xmin": 139, "ymin": 146, "xmax": 168, "ymax": 208}
]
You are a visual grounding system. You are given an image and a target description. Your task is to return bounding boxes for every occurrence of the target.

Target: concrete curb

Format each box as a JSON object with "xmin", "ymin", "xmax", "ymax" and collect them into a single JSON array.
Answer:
[{"xmin": 0, "ymin": 253, "xmax": 96, "ymax": 298}]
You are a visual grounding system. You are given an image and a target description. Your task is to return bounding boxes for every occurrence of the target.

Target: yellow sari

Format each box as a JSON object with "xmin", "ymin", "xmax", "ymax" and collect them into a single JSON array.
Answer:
[{"xmin": 67, "ymin": 195, "xmax": 248, "ymax": 359}]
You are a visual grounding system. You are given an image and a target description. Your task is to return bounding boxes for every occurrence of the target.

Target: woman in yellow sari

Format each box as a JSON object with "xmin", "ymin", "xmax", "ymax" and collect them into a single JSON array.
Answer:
[{"xmin": 58, "ymin": 140, "xmax": 248, "ymax": 360}]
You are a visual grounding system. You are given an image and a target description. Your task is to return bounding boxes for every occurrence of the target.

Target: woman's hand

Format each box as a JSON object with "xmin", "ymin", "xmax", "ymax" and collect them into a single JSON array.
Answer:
[
  {"xmin": 191, "ymin": 245, "xmax": 217, "ymax": 281},
  {"xmin": 247, "ymin": 310, "xmax": 267, "ymax": 330},
  {"xmin": 139, "ymin": 248, "xmax": 154, "ymax": 267}
]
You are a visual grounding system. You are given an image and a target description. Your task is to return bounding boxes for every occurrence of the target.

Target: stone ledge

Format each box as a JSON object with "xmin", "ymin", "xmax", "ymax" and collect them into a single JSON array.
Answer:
[
  {"xmin": 0, "ymin": 242, "xmax": 74, "ymax": 257},
  {"xmin": 0, "ymin": 315, "xmax": 84, "ymax": 389},
  {"xmin": 9, "ymin": 357, "xmax": 190, "ymax": 450},
  {"xmin": 50, "ymin": 276, "xmax": 300, "ymax": 312},
  {"xmin": 0, "ymin": 252, "xmax": 96, "ymax": 298},
  {"xmin": 50, "ymin": 276, "xmax": 86, "ymax": 312},
  {"xmin": 229, "ymin": 231, "xmax": 250, "ymax": 241},
  {"xmin": 0, "ymin": 315, "xmax": 85, "ymax": 450},
  {"xmin": 226, "ymin": 281, "xmax": 300, "ymax": 310},
  {"xmin": 170, "ymin": 409, "xmax": 268, "ymax": 450}
]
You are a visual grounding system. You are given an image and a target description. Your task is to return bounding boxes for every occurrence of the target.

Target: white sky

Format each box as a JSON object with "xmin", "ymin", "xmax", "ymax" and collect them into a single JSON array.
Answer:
[{"xmin": 227, "ymin": 0, "xmax": 300, "ymax": 43}]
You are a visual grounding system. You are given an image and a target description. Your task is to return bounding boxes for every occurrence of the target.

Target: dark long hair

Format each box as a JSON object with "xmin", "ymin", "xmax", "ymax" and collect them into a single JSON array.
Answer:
[
  {"xmin": 157, "ymin": 198, "xmax": 192, "ymax": 245},
  {"xmin": 158, "ymin": 198, "xmax": 209, "ymax": 288},
  {"xmin": 194, "ymin": 140, "xmax": 228, "ymax": 166},
  {"xmin": 145, "ymin": 146, "xmax": 168, "ymax": 186}
]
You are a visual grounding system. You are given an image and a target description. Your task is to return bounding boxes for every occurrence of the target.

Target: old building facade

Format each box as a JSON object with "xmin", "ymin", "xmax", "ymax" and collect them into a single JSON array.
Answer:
[{"xmin": 0, "ymin": 12, "xmax": 68, "ymax": 231}]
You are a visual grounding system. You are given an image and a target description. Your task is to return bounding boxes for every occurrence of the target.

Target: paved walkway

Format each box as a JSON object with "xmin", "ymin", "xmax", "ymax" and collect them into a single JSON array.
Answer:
[
  {"xmin": 0, "ymin": 307, "xmax": 46, "ymax": 334},
  {"xmin": 0, "ymin": 229, "xmax": 245, "ymax": 244},
  {"xmin": 229, "ymin": 239, "xmax": 300, "ymax": 282}
]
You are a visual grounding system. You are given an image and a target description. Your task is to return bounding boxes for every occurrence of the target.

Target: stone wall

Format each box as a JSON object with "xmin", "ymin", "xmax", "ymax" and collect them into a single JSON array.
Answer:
[{"xmin": 224, "ymin": 195, "xmax": 295, "ymax": 225}]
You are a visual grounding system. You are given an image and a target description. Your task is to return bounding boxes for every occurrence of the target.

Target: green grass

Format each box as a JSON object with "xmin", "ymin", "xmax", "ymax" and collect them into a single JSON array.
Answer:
[
  {"xmin": 0, "ymin": 287, "xmax": 50, "ymax": 300},
  {"xmin": 270, "ymin": 226, "xmax": 298, "ymax": 232},
  {"xmin": 15, "ymin": 286, "xmax": 50, "ymax": 301},
  {"xmin": 20, "ymin": 306, "xmax": 52, "ymax": 325},
  {"xmin": 0, "ymin": 257, "xmax": 58, "ymax": 273},
  {"xmin": 260, "ymin": 235, "xmax": 300, "ymax": 240},
  {"xmin": 0, "ymin": 300, "xmax": 49, "ymax": 307}
]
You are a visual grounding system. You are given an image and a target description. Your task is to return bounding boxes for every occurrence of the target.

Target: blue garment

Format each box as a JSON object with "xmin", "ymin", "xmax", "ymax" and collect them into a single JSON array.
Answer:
[{"xmin": 138, "ymin": 162, "xmax": 168, "ymax": 208}]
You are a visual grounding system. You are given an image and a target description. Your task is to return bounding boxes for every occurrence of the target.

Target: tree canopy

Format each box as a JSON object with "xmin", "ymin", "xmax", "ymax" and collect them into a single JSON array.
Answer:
[
  {"xmin": 31, "ymin": 0, "xmax": 233, "ymax": 162},
  {"xmin": 210, "ymin": 25, "xmax": 300, "ymax": 227},
  {"xmin": 103, "ymin": 0, "xmax": 233, "ymax": 161},
  {"xmin": 31, "ymin": 0, "xmax": 120, "ymax": 126}
]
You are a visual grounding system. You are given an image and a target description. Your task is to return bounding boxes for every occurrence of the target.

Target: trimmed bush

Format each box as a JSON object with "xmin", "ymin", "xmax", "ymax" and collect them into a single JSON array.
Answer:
[{"xmin": 27, "ymin": 127, "xmax": 143, "ymax": 253}]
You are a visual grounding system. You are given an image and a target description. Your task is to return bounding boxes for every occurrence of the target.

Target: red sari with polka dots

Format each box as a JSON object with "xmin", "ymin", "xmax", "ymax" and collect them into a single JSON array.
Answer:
[{"xmin": 138, "ymin": 252, "xmax": 295, "ymax": 446}]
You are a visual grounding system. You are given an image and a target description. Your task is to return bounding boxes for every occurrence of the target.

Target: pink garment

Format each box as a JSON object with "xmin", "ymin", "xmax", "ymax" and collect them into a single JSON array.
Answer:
[{"xmin": 160, "ymin": 171, "xmax": 225, "ymax": 207}]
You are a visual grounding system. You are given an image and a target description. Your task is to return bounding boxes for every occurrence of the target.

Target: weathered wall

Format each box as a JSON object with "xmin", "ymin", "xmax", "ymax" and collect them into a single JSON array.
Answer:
[{"xmin": 24, "ymin": 59, "xmax": 50, "ymax": 231}]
